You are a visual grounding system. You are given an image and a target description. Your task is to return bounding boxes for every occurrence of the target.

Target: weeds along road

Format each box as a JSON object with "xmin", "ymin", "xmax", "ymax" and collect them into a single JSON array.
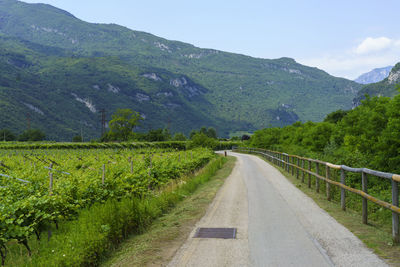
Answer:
[{"xmin": 168, "ymin": 152, "xmax": 387, "ymax": 267}]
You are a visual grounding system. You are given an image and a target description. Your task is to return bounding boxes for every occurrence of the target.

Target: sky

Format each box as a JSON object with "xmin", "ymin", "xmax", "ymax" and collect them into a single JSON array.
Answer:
[{"xmin": 22, "ymin": 0, "xmax": 400, "ymax": 79}]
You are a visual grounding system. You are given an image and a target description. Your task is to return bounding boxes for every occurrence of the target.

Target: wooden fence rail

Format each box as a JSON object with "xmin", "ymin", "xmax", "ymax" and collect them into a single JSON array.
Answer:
[{"xmin": 233, "ymin": 147, "xmax": 400, "ymax": 243}]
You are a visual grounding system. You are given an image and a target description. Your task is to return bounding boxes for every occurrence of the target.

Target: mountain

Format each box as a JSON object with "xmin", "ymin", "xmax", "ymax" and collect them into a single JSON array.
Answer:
[
  {"xmin": 354, "ymin": 66, "xmax": 393, "ymax": 84},
  {"xmin": 353, "ymin": 63, "xmax": 400, "ymax": 106},
  {"xmin": 0, "ymin": 0, "xmax": 362, "ymax": 140}
]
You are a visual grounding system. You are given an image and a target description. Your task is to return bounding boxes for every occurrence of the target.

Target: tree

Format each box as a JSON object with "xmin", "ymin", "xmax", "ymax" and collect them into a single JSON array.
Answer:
[
  {"xmin": 173, "ymin": 132, "xmax": 187, "ymax": 141},
  {"xmin": 108, "ymin": 109, "xmax": 142, "ymax": 141},
  {"xmin": 0, "ymin": 129, "xmax": 16, "ymax": 141},
  {"xmin": 206, "ymin": 127, "xmax": 217, "ymax": 139},
  {"xmin": 199, "ymin": 127, "xmax": 208, "ymax": 136},
  {"xmin": 146, "ymin": 128, "xmax": 171, "ymax": 142},
  {"xmin": 18, "ymin": 129, "xmax": 45, "ymax": 141},
  {"xmin": 190, "ymin": 127, "xmax": 217, "ymax": 139},
  {"xmin": 324, "ymin": 109, "xmax": 349, "ymax": 124},
  {"xmin": 188, "ymin": 132, "xmax": 218, "ymax": 149},
  {"xmin": 72, "ymin": 135, "xmax": 83, "ymax": 142},
  {"xmin": 189, "ymin": 130, "xmax": 197, "ymax": 139}
]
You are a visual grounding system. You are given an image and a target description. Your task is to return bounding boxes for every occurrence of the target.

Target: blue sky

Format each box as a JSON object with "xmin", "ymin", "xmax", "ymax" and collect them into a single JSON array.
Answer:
[{"xmin": 22, "ymin": 0, "xmax": 400, "ymax": 79}]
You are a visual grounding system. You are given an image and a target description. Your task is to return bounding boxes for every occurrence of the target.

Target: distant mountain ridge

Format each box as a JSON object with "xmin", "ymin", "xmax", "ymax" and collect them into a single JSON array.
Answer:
[
  {"xmin": 0, "ymin": 0, "xmax": 362, "ymax": 140},
  {"xmin": 355, "ymin": 66, "xmax": 393, "ymax": 84},
  {"xmin": 353, "ymin": 63, "xmax": 400, "ymax": 106}
]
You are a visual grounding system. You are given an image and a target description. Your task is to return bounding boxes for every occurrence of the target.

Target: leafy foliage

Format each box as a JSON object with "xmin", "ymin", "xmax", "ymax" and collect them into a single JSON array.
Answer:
[
  {"xmin": 250, "ymin": 93, "xmax": 400, "ymax": 173},
  {"xmin": 18, "ymin": 129, "xmax": 45, "ymax": 141},
  {"xmin": 107, "ymin": 109, "xmax": 142, "ymax": 141},
  {"xmin": 0, "ymin": 147, "xmax": 215, "ymax": 264}
]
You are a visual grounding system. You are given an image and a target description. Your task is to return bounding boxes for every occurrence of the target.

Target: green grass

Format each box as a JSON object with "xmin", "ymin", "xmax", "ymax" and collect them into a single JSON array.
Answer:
[
  {"xmin": 254, "ymin": 154, "xmax": 400, "ymax": 266},
  {"xmin": 101, "ymin": 156, "xmax": 236, "ymax": 267}
]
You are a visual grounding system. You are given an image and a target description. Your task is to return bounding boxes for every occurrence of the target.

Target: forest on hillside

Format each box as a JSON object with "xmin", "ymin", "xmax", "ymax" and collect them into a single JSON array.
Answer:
[{"xmin": 249, "ymin": 86, "xmax": 400, "ymax": 175}]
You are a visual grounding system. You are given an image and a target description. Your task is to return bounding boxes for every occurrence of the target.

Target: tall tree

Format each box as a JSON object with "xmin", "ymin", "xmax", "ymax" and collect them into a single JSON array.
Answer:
[{"xmin": 108, "ymin": 109, "xmax": 142, "ymax": 141}]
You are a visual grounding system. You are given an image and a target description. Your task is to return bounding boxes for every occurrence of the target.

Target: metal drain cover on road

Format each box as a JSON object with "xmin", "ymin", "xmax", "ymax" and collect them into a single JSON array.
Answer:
[{"xmin": 193, "ymin": 228, "xmax": 237, "ymax": 239}]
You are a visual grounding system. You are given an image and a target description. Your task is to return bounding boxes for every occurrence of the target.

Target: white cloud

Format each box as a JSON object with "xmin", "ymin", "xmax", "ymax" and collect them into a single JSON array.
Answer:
[
  {"xmin": 355, "ymin": 37, "xmax": 393, "ymax": 54},
  {"xmin": 298, "ymin": 37, "xmax": 400, "ymax": 79}
]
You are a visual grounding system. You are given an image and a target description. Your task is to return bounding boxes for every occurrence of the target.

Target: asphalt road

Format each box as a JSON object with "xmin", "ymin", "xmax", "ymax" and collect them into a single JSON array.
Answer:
[{"xmin": 168, "ymin": 152, "xmax": 387, "ymax": 266}]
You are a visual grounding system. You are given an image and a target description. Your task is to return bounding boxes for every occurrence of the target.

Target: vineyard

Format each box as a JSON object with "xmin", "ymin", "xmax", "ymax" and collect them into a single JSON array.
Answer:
[{"xmin": 0, "ymin": 147, "xmax": 216, "ymax": 265}]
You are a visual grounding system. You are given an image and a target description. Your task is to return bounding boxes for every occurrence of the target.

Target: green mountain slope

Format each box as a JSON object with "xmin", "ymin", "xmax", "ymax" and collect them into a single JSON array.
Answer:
[
  {"xmin": 0, "ymin": 0, "xmax": 362, "ymax": 140},
  {"xmin": 353, "ymin": 63, "xmax": 400, "ymax": 106}
]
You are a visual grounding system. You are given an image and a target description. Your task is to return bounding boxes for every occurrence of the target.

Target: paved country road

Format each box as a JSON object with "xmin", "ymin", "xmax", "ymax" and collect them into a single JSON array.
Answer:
[{"xmin": 168, "ymin": 152, "xmax": 388, "ymax": 267}]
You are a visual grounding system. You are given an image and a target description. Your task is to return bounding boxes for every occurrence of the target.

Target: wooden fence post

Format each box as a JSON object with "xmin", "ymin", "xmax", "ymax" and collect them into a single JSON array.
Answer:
[
  {"xmin": 296, "ymin": 157, "xmax": 299, "ymax": 179},
  {"xmin": 291, "ymin": 156, "xmax": 294, "ymax": 176},
  {"xmin": 308, "ymin": 160, "xmax": 311, "ymax": 188},
  {"xmin": 302, "ymin": 159, "xmax": 305, "ymax": 183},
  {"xmin": 341, "ymin": 169, "xmax": 346, "ymax": 211},
  {"xmin": 326, "ymin": 165, "xmax": 331, "ymax": 201},
  {"xmin": 286, "ymin": 155, "xmax": 289, "ymax": 173},
  {"xmin": 48, "ymin": 163, "xmax": 54, "ymax": 241},
  {"xmin": 392, "ymin": 179, "xmax": 399, "ymax": 243},
  {"xmin": 316, "ymin": 162, "xmax": 320, "ymax": 193},
  {"xmin": 362, "ymin": 172, "xmax": 368, "ymax": 224},
  {"xmin": 102, "ymin": 164, "xmax": 105, "ymax": 185}
]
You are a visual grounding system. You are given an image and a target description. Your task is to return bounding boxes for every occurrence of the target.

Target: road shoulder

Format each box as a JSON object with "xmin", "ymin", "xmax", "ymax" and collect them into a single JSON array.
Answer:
[
  {"xmin": 101, "ymin": 156, "xmax": 236, "ymax": 267},
  {"xmin": 168, "ymin": 155, "xmax": 249, "ymax": 267}
]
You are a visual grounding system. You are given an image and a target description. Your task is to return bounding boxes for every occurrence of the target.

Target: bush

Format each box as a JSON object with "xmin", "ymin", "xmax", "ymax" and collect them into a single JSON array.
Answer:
[{"xmin": 18, "ymin": 129, "xmax": 46, "ymax": 141}]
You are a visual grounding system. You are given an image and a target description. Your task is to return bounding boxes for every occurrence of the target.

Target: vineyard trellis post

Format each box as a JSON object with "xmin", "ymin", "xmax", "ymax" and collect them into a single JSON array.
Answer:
[
  {"xmin": 49, "ymin": 163, "xmax": 53, "ymax": 195},
  {"xmin": 102, "ymin": 164, "xmax": 105, "ymax": 185}
]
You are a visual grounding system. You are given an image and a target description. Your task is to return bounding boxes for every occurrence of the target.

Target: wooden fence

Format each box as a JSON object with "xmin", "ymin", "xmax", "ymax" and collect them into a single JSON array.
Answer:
[{"xmin": 233, "ymin": 147, "xmax": 400, "ymax": 243}]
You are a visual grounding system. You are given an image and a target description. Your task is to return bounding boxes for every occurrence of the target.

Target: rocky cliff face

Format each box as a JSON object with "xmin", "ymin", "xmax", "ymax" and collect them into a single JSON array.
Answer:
[{"xmin": 387, "ymin": 67, "xmax": 400, "ymax": 84}]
